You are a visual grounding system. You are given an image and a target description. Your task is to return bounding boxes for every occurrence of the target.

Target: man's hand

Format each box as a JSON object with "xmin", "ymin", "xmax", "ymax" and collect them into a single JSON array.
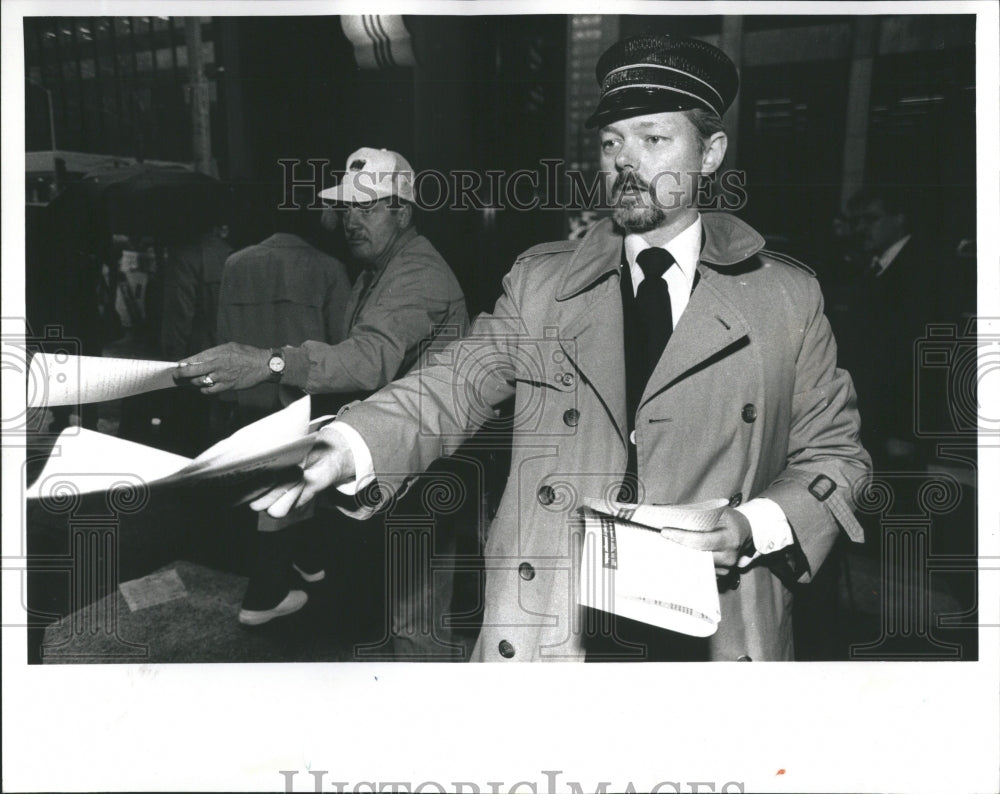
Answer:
[
  {"xmin": 175, "ymin": 343, "xmax": 271, "ymax": 394},
  {"xmin": 658, "ymin": 507, "xmax": 753, "ymax": 576},
  {"xmin": 248, "ymin": 425, "xmax": 357, "ymax": 518}
]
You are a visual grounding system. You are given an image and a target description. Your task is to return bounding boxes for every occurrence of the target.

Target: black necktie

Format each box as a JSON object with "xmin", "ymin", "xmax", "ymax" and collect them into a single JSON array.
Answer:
[
  {"xmin": 617, "ymin": 247, "xmax": 675, "ymax": 504},
  {"xmin": 635, "ymin": 247, "xmax": 675, "ymax": 379}
]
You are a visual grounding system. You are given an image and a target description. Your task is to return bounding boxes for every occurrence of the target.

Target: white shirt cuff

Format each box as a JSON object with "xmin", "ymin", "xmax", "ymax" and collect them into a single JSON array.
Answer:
[
  {"xmin": 735, "ymin": 497, "xmax": 794, "ymax": 568},
  {"xmin": 321, "ymin": 421, "xmax": 376, "ymax": 496}
]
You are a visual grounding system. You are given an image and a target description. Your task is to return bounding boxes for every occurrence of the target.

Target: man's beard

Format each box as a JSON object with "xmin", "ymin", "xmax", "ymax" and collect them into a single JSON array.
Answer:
[{"xmin": 610, "ymin": 172, "xmax": 666, "ymax": 234}]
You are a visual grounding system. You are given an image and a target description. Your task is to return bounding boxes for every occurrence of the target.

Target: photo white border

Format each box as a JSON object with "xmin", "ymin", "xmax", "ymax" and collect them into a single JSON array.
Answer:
[{"xmin": 3, "ymin": 2, "xmax": 998, "ymax": 792}]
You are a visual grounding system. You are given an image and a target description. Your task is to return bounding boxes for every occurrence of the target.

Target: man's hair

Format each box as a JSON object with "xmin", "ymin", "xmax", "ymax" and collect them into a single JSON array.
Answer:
[{"xmin": 683, "ymin": 107, "xmax": 725, "ymax": 154}]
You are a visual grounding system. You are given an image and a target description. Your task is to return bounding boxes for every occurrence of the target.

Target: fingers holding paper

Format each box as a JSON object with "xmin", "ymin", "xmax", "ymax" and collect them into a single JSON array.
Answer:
[
  {"xmin": 659, "ymin": 506, "xmax": 753, "ymax": 576},
  {"xmin": 249, "ymin": 425, "xmax": 358, "ymax": 517},
  {"xmin": 175, "ymin": 343, "xmax": 271, "ymax": 394}
]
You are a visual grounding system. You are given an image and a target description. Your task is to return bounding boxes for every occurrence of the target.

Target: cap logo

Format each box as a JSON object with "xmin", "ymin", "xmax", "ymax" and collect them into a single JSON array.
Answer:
[{"xmin": 318, "ymin": 147, "xmax": 416, "ymax": 204}]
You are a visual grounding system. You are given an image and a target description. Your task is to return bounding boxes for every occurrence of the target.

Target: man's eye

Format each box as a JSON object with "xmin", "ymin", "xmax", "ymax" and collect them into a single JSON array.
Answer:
[
  {"xmin": 601, "ymin": 139, "xmax": 621, "ymax": 152},
  {"xmin": 647, "ymin": 136, "xmax": 664, "ymax": 145}
]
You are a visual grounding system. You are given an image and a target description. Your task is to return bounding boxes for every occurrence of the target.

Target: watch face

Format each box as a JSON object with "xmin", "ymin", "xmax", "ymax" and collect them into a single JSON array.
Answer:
[{"xmin": 269, "ymin": 355, "xmax": 285, "ymax": 374}]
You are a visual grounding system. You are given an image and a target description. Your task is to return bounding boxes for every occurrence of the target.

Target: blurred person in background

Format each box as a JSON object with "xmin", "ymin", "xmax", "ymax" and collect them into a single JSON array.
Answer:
[
  {"xmin": 833, "ymin": 185, "xmax": 965, "ymax": 472},
  {"xmin": 153, "ymin": 223, "xmax": 233, "ymax": 455}
]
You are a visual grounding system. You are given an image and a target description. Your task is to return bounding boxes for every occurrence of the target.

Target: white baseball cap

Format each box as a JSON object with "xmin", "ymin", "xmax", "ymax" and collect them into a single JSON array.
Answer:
[{"xmin": 319, "ymin": 147, "xmax": 415, "ymax": 205}]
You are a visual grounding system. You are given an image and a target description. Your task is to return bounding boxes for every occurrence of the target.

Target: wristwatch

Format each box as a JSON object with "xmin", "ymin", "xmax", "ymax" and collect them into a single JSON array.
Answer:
[{"xmin": 266, "ymin": 347, "xmax": 285, "ymax": 383}]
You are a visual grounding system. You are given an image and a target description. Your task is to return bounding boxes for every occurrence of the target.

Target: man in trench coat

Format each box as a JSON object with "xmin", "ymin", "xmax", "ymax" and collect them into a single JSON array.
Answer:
[{"xmin": 251, "ymin": 34, "xmax": 871, "ymax": 661}]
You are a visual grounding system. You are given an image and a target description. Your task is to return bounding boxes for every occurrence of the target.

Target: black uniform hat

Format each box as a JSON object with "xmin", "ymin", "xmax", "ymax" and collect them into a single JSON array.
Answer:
[{"xmin": 585, "ymin": 34, "xmax": 739, "ymax": 128}]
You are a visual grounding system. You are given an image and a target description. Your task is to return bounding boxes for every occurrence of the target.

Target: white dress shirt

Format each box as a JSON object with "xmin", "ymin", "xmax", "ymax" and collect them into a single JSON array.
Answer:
[
  {"xmin": 871, "ymin": 234, "xmax": 912, "ymax": 277},
  {"xmin": 330, "ymin": 214, "xmax": 793, "ymax": 565}
]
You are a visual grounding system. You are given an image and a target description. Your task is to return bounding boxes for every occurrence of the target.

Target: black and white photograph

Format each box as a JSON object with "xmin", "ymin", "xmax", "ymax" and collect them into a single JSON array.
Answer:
[{"xmin": 2, "ymin": 2, "xmax": 998, "ymax": 792}]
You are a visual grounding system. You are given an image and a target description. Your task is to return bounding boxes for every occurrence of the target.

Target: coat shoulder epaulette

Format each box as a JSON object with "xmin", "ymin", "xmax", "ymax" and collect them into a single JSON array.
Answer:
[
  {"xmin": 758, "ymin": 249, "xmax": 816, "ymax": 277},
  {"xmin": 515, "ymin": 238, "xmax": 581, "ymax": 264}
]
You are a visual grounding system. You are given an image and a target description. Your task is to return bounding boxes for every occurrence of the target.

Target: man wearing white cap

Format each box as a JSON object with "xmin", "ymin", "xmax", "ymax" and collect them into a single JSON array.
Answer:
[
  {"xmin": 250, "ymin": 36, "xmax": 871, "ymax": 662},
  {"xmin": 179, "ymin": 147, "xmax": 466, "ymax": 399},
  {"xmin": 178, "ymin": 148, "xmax": 468, "ymax": 644}
]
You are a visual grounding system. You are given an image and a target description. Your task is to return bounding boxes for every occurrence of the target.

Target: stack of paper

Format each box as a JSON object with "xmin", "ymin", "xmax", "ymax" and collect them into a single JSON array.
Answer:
[
  {"xmin": 27, "ymin": 353, "xmax": 180, "ymax": 408},
  {"xmin": 26, "ymin": 396, "xmax": 322, "ymax": 503},
  {"xmin": 578, "ymin": 497, "xmax": 729, "ymax": 637},
  {"xmin": 24, "ymin": 353, "xmax": 343, "ymax": 505}
]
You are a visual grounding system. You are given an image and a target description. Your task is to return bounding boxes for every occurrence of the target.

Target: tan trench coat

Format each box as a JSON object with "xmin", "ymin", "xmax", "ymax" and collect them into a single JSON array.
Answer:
[{"xmin": 342, "ymin": 213, "xmax": 871, "ymax": 662}]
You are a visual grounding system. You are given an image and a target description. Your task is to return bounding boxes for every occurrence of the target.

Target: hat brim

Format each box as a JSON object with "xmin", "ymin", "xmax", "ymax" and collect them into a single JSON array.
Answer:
[
  {"xmin": 585, "ymin": 88, "xmax": 717, "ymax": 129},
  {"xmin": 318, "ymin": 169, "xmax": 416, "ymax": 205},
  {"xmin": 318, "ymin": 182, "xmax": 393, "ymax": 205}
]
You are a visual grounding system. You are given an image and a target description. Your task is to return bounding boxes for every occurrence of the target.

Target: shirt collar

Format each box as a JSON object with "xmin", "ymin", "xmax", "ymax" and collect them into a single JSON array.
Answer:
[
  {"xmin": 875, "ymin": 234, "xmax": 912, "ymax": 274},
  {"xmin": 624, "ymin": 215, "xmax": 702, "ymax": 286}
]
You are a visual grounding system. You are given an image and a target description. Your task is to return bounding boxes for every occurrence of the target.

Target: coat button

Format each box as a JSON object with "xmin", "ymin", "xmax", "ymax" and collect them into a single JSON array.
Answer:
[
  {"xmin": 729, "ymin": 492, "xmax": 743, "ymax": 507},
  {"xmin": 563, "ymin": 408, "xmax": 580, "ymax": 427},
  {"xmin": 741, "ymin": 403, "xmax": 757, "ymax": 423},
  {"xmin": 737, "ymin": 654, "xmax": 752, "ymax": 661},
  {"xmin": 519, "ymin": 562, "xmax": 535, "ymax": 581},
  {"xmin": 537, "ymin": 485, "xmax": 555, "ymax": 506},
  {"xmin": 498, "ymin": 640, "xmax": 515, "ymax": 659},
  {"xmin": 561, "ymin": 372, "xmax": 575, "ymax": 387}
]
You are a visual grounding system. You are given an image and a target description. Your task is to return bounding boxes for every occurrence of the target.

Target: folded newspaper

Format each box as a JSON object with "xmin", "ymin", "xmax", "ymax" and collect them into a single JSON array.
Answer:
[
  {"xmin": 578, "ymin": 497, "xmax": 729, "ymax": 637},
  {"xmin": 26, "ymin": 395, "xmax": 330, "ymax": 504}
]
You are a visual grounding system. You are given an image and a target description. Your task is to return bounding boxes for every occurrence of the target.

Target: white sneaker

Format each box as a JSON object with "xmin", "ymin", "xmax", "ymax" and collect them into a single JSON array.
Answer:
[
  {"xmin": 238, "ymin": 590, "xmax": 308, "ymax": 626},
  {"xmin": 292, "ymin": 563, "xmax": 326, "ymax": 583}
]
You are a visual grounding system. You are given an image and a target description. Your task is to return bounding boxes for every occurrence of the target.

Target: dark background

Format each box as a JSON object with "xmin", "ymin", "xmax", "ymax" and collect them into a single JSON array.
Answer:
[{"xmin": 24, "ymin": 14, "xmax": 977, "ymax": 315}]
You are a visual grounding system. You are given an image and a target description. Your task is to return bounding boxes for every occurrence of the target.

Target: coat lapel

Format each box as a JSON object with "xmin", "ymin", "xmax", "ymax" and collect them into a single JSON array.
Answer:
[
  {"xmin": 550, "ymin": 213, "xmax": 766, "ymax": 437},
  {"xmin": 641, "ymin": 268, "xmax": 750, "ymax": 405}
]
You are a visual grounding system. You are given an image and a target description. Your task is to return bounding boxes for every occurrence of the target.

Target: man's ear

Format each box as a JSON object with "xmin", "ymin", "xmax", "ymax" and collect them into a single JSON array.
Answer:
[
  {"xmin": 396, "ymin": 201, "xmax": 413, "ymax": 229},
  {"xmin": 701, "ymin": 132, "xmax": 728, "ymax": 175}
]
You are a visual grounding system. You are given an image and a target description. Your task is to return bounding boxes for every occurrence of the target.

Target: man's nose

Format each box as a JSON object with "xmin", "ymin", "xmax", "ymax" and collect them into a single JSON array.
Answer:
[{"xmin": 615, "ymin": 142, "xmax": 637, "ymax": 171}]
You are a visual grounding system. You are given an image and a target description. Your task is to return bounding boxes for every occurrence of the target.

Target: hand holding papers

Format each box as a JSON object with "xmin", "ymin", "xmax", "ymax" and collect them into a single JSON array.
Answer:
[
  {"xmin": 26, "ymin": 396, "xmax": 318, "ymax": 504},
  {"xmin": 578, "ymin": 497, "xmax": 729, "ymax": 637},
  {"xmin": 248, "ymin": 422, "xmax": 359, "ymax": 518}
]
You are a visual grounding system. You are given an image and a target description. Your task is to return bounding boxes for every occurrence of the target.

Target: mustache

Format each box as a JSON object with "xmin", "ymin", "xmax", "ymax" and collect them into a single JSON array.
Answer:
[{"xmin": 611, "ymin": 172, "xmax": 651, "ymax": 196}]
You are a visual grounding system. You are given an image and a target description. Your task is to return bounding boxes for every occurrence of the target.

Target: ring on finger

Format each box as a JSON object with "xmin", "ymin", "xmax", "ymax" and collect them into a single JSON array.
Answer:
[{"xmin": 202, "ymin": 375, "xmax": 215, "ymax": 387}]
